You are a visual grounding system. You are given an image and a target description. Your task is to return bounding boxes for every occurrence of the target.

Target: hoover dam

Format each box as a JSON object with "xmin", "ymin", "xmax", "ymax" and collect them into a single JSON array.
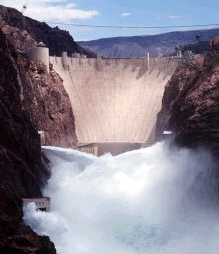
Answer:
[
  {"xmin": 49, "ymin": 55, "xmax": 177, "ymax": 154},
  {"xmin": 30, "ymin": 45, "xmax": 177, "ymax": 154}
]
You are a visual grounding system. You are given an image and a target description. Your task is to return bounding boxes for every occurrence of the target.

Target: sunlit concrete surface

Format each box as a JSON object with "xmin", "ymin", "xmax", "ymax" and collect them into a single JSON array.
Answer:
[{"xmin": 50, "ymin": 57, "xmax": 177, "ymax": 144}]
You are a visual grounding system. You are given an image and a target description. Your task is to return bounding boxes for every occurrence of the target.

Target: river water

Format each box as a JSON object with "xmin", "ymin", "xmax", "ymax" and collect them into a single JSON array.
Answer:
[{"xmin": 23, "ymin": 142, "xmax": 219, "ymax": 254}]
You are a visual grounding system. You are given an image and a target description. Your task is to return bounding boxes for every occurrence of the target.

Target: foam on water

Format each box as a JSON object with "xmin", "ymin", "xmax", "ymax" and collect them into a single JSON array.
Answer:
[{"xmin": 23, "ymin": 142, "xmax": 219, "ymax": 254}]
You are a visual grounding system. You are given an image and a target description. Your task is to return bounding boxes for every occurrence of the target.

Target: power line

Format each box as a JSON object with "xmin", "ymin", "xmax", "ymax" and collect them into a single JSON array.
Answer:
[{"xmin": 46, "ymin": 21, "xmax": 219, "ymax": 30}]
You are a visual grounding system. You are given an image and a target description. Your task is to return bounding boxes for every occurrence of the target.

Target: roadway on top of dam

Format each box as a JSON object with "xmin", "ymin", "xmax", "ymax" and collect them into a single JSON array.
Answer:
[{"xmin": 49, "ymin": 57, "xmax": 177, "ymax": 144}]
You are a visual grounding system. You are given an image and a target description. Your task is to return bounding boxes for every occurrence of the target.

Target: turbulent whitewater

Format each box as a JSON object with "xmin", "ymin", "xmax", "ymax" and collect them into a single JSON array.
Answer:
[{"xmin": 23, "ymin": 142, "xmax": 219, "ymax": 254}]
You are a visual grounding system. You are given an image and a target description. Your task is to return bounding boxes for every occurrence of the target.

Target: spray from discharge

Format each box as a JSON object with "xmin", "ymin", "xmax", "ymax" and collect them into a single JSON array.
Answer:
[{"xmin": 23, "ymin": 142, "xmax": 219, "ymax": 254}]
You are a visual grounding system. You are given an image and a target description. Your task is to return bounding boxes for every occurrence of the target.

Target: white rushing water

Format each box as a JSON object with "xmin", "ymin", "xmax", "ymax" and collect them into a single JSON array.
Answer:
[{"xmin": 23, "ymin": 142, "xmax": 219, "ymax": 254}]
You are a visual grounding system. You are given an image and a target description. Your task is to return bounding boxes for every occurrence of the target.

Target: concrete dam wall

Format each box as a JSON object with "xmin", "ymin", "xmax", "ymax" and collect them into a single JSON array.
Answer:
[{"xmin": 50, "ymin": 56, "xmax": 177, "ymax": 147}]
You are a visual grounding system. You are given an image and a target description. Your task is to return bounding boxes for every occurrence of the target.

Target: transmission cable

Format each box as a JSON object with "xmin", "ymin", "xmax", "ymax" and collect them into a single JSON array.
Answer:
[{"xmin": 45, "ymin": 22, "xmax": 219, "ymax": 30}]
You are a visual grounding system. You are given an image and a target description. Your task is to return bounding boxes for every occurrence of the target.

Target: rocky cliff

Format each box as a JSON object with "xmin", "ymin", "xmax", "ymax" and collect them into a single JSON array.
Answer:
[
  {"xmin": 20, "ymin": 61, "xmax": 77, "ymax": 147},
  {"xmin": 0, "ymin": 5, "xmax": 96, "ymax": 58},
  {"xmin": 0, "ymin": 6, "xmax": 80, "ymax": 252},
  {"xmin": 1, "ymin": 23, "xmax": 77, "ymax": 147},
  {"xmin": 0, "ymin": 29, "xmax": 56, "ymax": 253},
  {"xmin": 157, "ymin": 40, "xmax": 219, "ymax": 155}
]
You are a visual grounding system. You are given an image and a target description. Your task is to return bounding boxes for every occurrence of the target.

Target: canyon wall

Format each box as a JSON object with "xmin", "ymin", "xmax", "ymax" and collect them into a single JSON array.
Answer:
[
  {"xmin": 0, "ymin": 9, "xmax": 80, "ymax": 252},
  {"xmin": 1, "ymin": 21, "xmax": 78, "ymax": 147},
  {"xmin": 0, "ymin": 5, "xmax": 96, "ymax": 58},
  {"xmin": 157, "ymin": 42, "xmax": 219, "ymax": 155},
  {"xmin": 0, "ymin": 29, "xmax": 56, "ymax": 253}
]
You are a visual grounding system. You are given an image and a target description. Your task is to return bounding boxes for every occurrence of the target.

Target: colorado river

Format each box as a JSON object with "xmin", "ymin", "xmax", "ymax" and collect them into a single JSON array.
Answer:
[{"xmin": 24, "ymin": 142, "xmax": 219, "ymax": 253}]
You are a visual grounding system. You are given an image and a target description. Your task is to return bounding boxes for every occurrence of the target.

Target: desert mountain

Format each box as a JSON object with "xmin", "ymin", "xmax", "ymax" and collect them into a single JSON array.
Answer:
[{"xmin": 77, "ymin": 28, "xmax": 219, "ymax": 58}]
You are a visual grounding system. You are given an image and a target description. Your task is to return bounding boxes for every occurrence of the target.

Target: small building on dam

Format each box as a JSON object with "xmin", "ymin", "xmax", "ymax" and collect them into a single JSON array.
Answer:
[
  {"xmin": 22, "ymin": 197, "xmax": 51, "ymax": 212},
  {"xmin": 29, "ymin": 44, "xmax": 177, "ymax": 155}
]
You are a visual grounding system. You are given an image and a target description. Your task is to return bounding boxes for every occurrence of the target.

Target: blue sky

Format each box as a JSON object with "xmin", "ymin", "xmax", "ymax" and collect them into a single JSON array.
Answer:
[{"xmin": 1, "ymin": 0, "xmax": 219, "ymax": 41}]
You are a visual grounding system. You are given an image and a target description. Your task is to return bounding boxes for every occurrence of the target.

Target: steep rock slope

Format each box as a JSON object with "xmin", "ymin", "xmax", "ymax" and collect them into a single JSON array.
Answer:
[
  {"xmin": 19, "ymin": 60, "xmax": 77, "ymax": 147},
  {"xmin": 157, "ymin": 40, "xmax": 219, "ymax": 154},
  {"xmin": 0, "ymin": 29, "xmax": 56, "ymax": 253},
  {"xmin": 0, "ymin": 5, "xmax": 96, "ymax": 57},
  {"xmin": 2, "ymin": 24, "xmax": 77, "ymax": 147}
]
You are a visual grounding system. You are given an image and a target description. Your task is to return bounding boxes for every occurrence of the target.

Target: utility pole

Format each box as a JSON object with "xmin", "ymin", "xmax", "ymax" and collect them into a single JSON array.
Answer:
[{"xmin": 21, "ymin": 3, "xmax": 27, "ymax": 15}]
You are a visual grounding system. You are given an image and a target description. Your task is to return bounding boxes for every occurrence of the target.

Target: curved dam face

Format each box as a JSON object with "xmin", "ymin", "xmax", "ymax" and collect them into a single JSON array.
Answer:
[{"xmin": 50, "ymin": 56, "xmax": 177, "ymax": 153}]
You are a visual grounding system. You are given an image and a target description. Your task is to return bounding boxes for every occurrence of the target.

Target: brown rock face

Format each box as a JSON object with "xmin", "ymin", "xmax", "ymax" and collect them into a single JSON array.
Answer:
[
  {"xmin": 0, "ymin": 8, "xmax": 78, "ymax": 250},
  {"xmin": 1, "ymin": 14, "xmax": 78, "ymax": 147},
  {"xmin": 0, "ymin": 5, "xmax": 96, "ymax": 58},
  {"xmin": 18, "ymin": 59, "xmax": 77, "ymax": 147},
  {"xmin": 1, "ymin": 24, "xmax": 36, "ymax": 51},
  {"xmin": 0, "ymin": 30, "xmax": 56, "ymax": 253},
  {"xmin": 157, "ymin": 41, "xmax": 219, "ymax": 153}
]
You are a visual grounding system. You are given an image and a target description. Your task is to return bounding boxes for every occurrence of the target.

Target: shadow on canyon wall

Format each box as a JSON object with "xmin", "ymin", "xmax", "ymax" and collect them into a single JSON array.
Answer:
[
  {"xmin": 157, "ymin": 39, "xmax": 219, "ymax": 155},
  {"xmin": 0, "ymin": 28, "xmax": 57, "ymax": 253}
]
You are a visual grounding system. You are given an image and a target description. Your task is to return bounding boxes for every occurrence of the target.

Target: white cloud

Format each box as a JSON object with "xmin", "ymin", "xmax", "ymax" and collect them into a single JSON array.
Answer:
[
  {"xmin": 0, "ymin": 0, "xmax": 98, "ymax": 21},
  {"xmin": 121, "ymin": 12, "xmax": 130, "ymax": 18},
  {"xmin": 26, "ymin": 6, "xmax": 98, "ymax": 21},
  {"xmin": 66, "ymin": 3, "xmax": 76, "ymax": 9},
  {"xmin": 169, "ymin": 15, "xmax": 181, "ymax": 19}
]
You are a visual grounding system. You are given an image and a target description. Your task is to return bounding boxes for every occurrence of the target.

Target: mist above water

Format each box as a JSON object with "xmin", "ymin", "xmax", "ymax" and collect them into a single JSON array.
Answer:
[{"xmin": 23, "ymin": 142, "xmax": 219, "ymax": 254}]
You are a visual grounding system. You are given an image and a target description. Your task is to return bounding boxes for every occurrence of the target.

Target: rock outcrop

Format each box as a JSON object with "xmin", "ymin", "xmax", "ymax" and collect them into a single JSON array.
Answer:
[
  {"xmin": 157, "ymin": 39, "xmax": 219, "ymax": 154},
  {"xmin": 0, "ymin": 5, "xmax": 80, "ymax": 252},
  {"xmin": 1, "ymin": 23, "xmax": 77, "ymax": 147},
  {"xmin": 18, "ymin": 59, "xmax": 77, "ymax": 147},
  {"xmin": 0, "ymin": 29, "xmax": 56, "ymax": 253},
  {"xmin": 0, "ymin": 5, "xmax": 96, "ymax": 58}
]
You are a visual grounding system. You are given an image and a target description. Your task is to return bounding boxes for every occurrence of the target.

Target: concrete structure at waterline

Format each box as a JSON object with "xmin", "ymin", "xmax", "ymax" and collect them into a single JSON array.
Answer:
[
  {"xmin": 38, "ymin": 131, "xmax": 46, "ymax": 146},
  {"xmin": 22, "ymin": 197, "xmax": 50, "ymax": 212},
  {"xmin": 28, "ymin": 45, "xmax": 177, "ymax": 155}
]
